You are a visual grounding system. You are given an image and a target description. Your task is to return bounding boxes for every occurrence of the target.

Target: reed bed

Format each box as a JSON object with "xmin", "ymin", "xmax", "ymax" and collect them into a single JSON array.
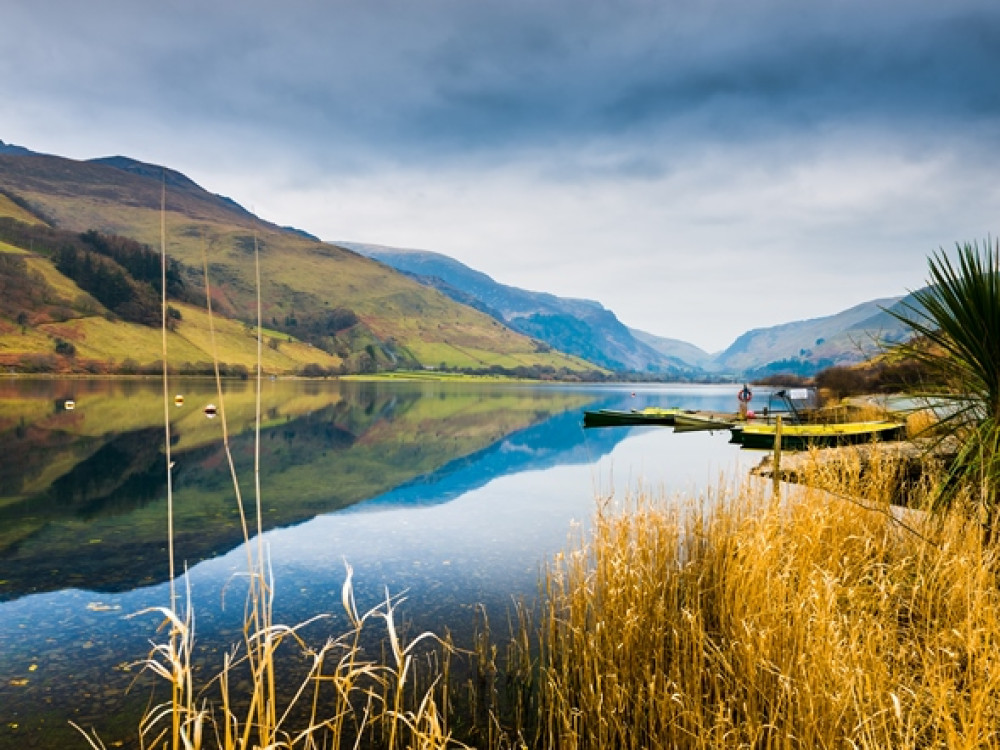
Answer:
[
  {"xmin": 78, "ymin": 200, "xmax": 461, "ymax": 750},
  {"xmin": 527, "ymin": 469, "xmax": 1000, "ymax": 750},
  {"xmin": 83, "ymin": 198, "xmax": 1000, "ymax": 748},
  {"xmin": 119, "ymin": 564, "xmax": 456, "ymax": 750},
  {"xmin": 114, "ymin": 450, "xmax": 1000, "ymax": 749}
]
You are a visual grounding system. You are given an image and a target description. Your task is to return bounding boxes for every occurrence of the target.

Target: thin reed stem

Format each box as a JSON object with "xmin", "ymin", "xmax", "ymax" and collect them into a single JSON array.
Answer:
[{"xmin": 157, "ymin": 173, "xmax": 181, "ymax": 750}]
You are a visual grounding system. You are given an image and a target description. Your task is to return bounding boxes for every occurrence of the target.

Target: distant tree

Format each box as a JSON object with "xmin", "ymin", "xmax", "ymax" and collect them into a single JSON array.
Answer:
[
  {"xmin": 54, "ymin": 339, "xmax": 76, "ymax": 357},
  {"xmin": 80, "ymin": 229, "xmax": 185, "ymax": 298},
  {"xmin": 55, "ymin": 244, "xmax": 159, "ymax": 326},
  {"xmin": 300, "ymin": 362, "xmax": 327, "ymax": 377}
]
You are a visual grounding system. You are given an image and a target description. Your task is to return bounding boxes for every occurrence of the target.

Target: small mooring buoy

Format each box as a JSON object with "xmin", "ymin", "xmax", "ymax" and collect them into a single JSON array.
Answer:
[{"xmin": 204, "ymin": 403, "xmax": 217, "ymax": 418}]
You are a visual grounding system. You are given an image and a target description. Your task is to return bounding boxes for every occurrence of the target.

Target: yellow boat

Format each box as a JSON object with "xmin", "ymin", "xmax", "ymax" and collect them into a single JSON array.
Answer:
[{"xmin": 732, "ymin": 421, "xmax": 906, "ymax": 450}]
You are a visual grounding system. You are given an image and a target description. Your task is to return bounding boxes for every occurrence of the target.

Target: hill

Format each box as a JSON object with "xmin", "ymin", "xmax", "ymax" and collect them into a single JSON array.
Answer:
[
  {"xmin": 339, "ymin": 241, "xmax": 917, "ymax": 379},
  {"xmin": 0, "ymin": 148, "xmax": 596, "ymax": 376},
  {"xmin": 628, "ymin": 328, "xmax": 716, "ymax": 371},
  {"xmin": 341, "ymin": 242, "xmax": 704, "ymax": 376},
  {"xmin": 0, "ymin": 230, "xmax": 341, "ymax": 374},
  {"xmin": 711, "ymin": 297, "xmax": 908, "ymax": 377}
]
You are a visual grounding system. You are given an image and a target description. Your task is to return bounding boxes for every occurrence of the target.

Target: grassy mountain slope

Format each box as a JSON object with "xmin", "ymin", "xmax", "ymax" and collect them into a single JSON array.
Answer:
[
  {"xmin": 845, "ymin": 291, "xmax": 928, "ymax": 339},
  {"xmin": 712, "ymin": 297, "xmax": 907, "ymax": 376},
  {"xmin": 0, "ymin": 150, "xmax": 593, "ymax": 374},
  {"xmin": 342, "ymin": 241, "xmax": 697, "ymax": 374},
  {"xmin": 628, "ymin": 328, "xmax": 715, "ymax": 370},
  {"xmin": 0, "ymin": 239, "xmax": 341, "ymax": 372}
]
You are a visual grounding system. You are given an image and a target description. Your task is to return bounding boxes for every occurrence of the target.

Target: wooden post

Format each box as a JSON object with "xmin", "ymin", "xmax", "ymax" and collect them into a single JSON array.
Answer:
[{"xmin": 772, "ymin": 415, "xmax": 783, "ymax": 497}]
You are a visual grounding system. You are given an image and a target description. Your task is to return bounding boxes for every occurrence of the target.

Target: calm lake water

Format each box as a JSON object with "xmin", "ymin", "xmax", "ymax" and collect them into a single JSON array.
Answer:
[{"xmin": 0, "ymin": 377, "xmax": 768, "ymax": 748}]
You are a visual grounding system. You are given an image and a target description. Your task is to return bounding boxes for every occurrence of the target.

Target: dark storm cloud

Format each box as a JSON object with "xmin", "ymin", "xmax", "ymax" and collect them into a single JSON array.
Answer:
[
  {"xmin": 4, "ymin": 0, "xmax": 1000, "ymax": 349},
  {"xmin": 314, "ymin": 0, "xmax": 1000, "ymax": 156},
  {"xmin": 600, "ymin": 9, "xmax": 1000, "ymax": 132},
  {"xmin": 7, "ymin": 0, "xmax": 998, "ymax": 168}
]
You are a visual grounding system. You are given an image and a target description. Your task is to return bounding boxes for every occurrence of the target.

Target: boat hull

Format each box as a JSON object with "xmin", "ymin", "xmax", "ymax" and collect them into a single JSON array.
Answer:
[
  {"xmin": 732, "ymin": 421, "xmax": 907, "ymax": 450},
  {"xmin": 672, "ymin": 412, "xmax": 734, "ymax": 431},
  {"xmin": 583, "ymin": 408, "xmax": 680, "ymax": 427}
]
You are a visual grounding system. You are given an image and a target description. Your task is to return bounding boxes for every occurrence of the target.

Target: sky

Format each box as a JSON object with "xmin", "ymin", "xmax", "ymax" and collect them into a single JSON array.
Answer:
[{"xmin": 3, "ymin": 0, "xmax": 1000, "ymax": 353}]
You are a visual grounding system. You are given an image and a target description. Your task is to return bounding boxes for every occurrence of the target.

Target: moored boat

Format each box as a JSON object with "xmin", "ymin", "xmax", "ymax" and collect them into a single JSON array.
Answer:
[
  {"xmin": 732, "ymin": 420, "xmax": 907, "ymax": 450},
  {"xmin": 582, "ymin": 407, "xmax": 681, "ymax": 428},
  {"xmin": 672, "ymin": 412, "xmax": 735, "ymax": 431}
]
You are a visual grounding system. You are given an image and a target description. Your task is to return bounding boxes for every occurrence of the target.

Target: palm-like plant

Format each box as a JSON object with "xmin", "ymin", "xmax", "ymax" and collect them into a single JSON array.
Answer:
[{"xmin": 887, "ymin": 239, "xmax": 1000, "ymax": 527}]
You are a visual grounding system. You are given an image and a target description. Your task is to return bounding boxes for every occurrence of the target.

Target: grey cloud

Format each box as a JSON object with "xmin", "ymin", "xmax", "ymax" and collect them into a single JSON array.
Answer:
[
  {"xmin": 7, "ymin": 0, "xmax": 1000, "ymax": 169},
  {"xmin": 4, "ymin": 0, "xmax": 1000, "ymax": 350}
]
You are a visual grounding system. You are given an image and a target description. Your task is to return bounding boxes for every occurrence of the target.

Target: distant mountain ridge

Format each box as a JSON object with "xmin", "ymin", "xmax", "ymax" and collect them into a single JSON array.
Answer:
[
  {"xmin": 0, "ymin": 137, "xmax": 920, "ymax": 380},
  {"xmin": 711, "ymin": 297, "xmax": 909, "ymax": 377},
  {"xmin": 0, "ymin": 143, "xmax": 593, "ymax": 376},
  {"xmin": 0, "ymin": 140, "xmax": 36, "ymax": 156},
  {"xmin": 341, "ymin": 241, "xmax": 915, "ymax": 378},
  {"xmin": 340, "ymin": 242, "xmax": 707, "ymax": 376}
]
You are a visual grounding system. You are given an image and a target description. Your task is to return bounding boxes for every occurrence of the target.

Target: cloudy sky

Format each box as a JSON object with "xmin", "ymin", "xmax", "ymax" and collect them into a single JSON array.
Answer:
[{"xmin": 3, "ymin": 0, "xmax": 999, "ymax": 352}]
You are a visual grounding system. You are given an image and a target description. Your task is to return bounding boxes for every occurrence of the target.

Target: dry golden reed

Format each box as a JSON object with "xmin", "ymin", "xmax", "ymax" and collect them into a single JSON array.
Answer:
[
  {"xmin": 79, "ymin": 189, "xmax": 1000, "ymax": 749},
  {"xmin": 73, "ymin": 210, "xmax": 461, "ymax": 750},
  {"xmin": 530, "ymin": 475, "xmax": 1000, "ymax": 750}
]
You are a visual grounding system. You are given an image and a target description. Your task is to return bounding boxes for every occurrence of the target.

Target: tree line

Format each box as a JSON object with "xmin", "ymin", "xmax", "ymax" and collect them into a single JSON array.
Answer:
[{"xmin": 0, "ymin": 218, "xmax": 196, "ymax": 328}]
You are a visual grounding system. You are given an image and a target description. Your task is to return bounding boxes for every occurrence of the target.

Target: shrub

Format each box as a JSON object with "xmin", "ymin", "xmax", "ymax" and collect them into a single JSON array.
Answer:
[
  {"xmin": 54, "ymin": 339, "xmax": 76, "ymax": 357},
  {"xmin": 887, "ymin": 239, "xmax": 1000, "ymax": 526}
]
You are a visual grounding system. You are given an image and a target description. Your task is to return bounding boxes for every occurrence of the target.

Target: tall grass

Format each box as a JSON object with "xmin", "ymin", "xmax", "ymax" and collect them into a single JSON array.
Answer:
[
  {"xmin": 75, "ymin": 199, "xmax": 460, "ymax": 750},
  {"xmin": 523, "ymin": 469, "xmax": 1000, "ymax": 749},
  {"xmin": 78, "ymin": 192, "xmax": 1000, "ymax": 748}
]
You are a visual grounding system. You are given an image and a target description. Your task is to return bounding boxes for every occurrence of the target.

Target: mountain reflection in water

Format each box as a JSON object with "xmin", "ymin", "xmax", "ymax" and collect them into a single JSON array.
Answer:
[
  {"xmin": 0, "ymin": 378, "xmax": 595, "ymax": 601},
  {"xmin": 0, "ymin": 378, "xmax": 761, "ymax": 749}
]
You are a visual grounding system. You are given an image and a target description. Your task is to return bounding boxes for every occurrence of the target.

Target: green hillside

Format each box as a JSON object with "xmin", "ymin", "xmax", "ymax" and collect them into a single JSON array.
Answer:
[
  {"xmin": 710, "ymin": 297, "xmax": 907, "ymax": 377},
  {"xmin": 0, "ymin": 152, "xmax": 596, "ymax": 376},
  {"xmin": 0, "ymin": 236, "xmax": 341, "ymax": 373}
]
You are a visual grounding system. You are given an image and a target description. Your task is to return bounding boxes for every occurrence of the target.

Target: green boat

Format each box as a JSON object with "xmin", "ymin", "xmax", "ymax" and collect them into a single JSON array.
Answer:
[
  {"xmin": 672, "ymin": 412, "xmax": 735, "ymax": 432},
  {"xmin": 731, "ymin": 421, "xmax": 907, "ymax": 450},
  {"xmin": 582, "ymin": 407, "xmax": 681, "ymax": 428}
]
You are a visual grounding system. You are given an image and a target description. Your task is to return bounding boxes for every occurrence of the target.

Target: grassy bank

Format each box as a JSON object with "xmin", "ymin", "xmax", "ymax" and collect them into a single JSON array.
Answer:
[
  {"xmin": 106, "ymin": 236, "xmax": 1000, "ymax": 747},
  {"xmin": 518, "ymin": 476, "xmax": 1000, "ymax": 748},
  {"xmin": 115, "ymin": 450, "xmax": 1000, "ymax": 749}
]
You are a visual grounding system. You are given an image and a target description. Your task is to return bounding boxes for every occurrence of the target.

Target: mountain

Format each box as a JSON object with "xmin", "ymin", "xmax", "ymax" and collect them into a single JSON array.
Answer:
[
  {"xmin": 0, "ymin": 146, "xmax": 595, "ymax": 376},
  {"xmin": 0, "ymin": 140, "xmax": 36, "ymax": 156},
  {"xmin": 340, "ymin": 242, "xmax": 706, "ymax": 375},
  {"xmin": 629, "ymin": 328, "xmax": 716, "ymax": 370},
  {"xmin": 711, "ymin": 297, "xmax": 909, "ymax": 377},
  {"xmin": 0, "ymin": 140, "xmax": 919, "ymax": 381},
  {"xmin": 343, "ymin": 240, "xmax": 927, "ymax": 378},
  {"xmin": 337, "ymin": 242, "xmax": 918, "ymax": 379}
]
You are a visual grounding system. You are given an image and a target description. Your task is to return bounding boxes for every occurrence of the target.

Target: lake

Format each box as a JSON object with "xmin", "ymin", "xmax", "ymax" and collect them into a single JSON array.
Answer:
[{"xmin": 0, "ymin": 377, "xmax": 769, "ymax": 747}]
